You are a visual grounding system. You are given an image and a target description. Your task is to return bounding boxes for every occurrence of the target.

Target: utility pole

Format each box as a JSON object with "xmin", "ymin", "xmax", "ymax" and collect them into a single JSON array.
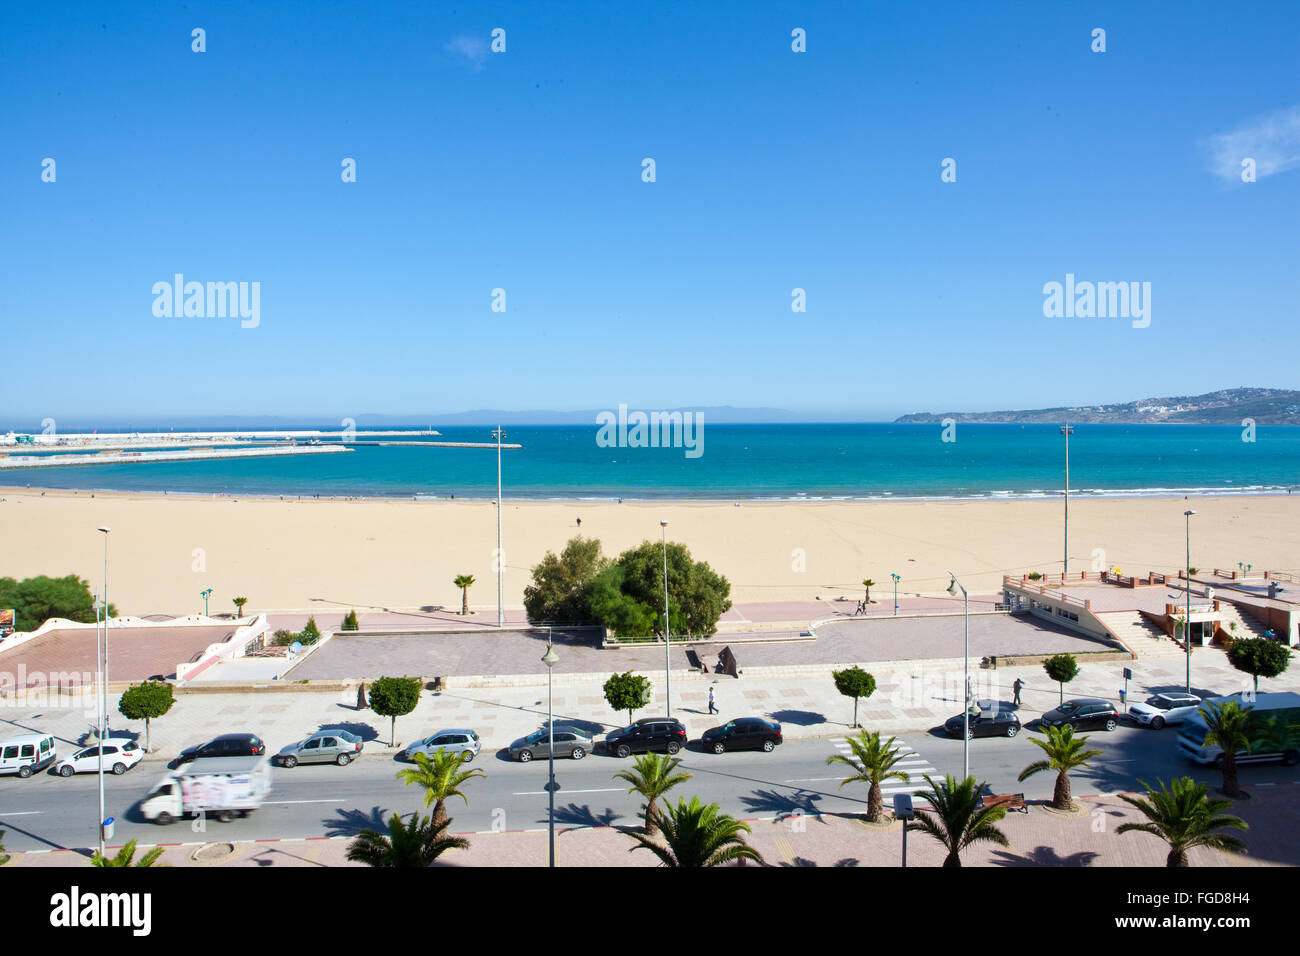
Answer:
[{"xmin": 1060, "ymin": 424, "xmax": 1073, "ymax": 579}]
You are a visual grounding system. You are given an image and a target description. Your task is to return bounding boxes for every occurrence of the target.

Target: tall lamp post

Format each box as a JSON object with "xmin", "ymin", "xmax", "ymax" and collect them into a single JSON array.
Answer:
[
  {"xmin": 493, "ymin": 427, "xmax": 506, "ymax": 628},
  {"xmin": 541, "ymin": 636, "xmax": 558, "ymax": 867},
  {"xmin": 98, "ymin": 526, "xmax": 110, "ymax": 735},
  {"xmin": 947, "ymin": 572, "xmax": 970, "ymax": 780},
  {"xmin": 660, "ymin": 520, "xmax": 671, "ymax": 719},
  {"xmin": 94, "ymin": 587, "xmax": 106, "ymax": 859},
  {"xmin": 1184, "ymin": 510, "xmax": 1196, "ymax": 694},
  {"xmin": 201, "ymin": 588, "xmax": 212, "ymax": 617},
  {"xmin": 891, "ymin": 573, "xmax": 901, "ymax": 616},
  {"xmin": 1060, "ymin": 424, "xmax": 1074, "ymax": 578}
]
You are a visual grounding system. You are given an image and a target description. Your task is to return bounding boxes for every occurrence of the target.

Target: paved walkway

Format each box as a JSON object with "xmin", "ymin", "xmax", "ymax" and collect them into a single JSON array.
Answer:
[{"xmin": 7, "ymin": 784, "xmax": 1294, "ymax": 867}]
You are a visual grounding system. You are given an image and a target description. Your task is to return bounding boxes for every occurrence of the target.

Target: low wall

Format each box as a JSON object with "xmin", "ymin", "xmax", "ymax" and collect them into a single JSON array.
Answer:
[{"xmin": 175, "ymin": 616, "xmax": 271, "ymax": 681}]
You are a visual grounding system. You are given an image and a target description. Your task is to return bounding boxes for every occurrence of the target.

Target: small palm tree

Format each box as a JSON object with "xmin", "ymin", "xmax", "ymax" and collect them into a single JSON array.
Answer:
[
  {"xmin": 396, "ymin": 749, "xmax": 486, "ymax": 827},
  {"xmin": 826, "ymin": 730, "xmax": 911, "ymax": 822},
  {"xmin": 1117, "ymin": 777, "xmax": 1248, "ymax": 867},
  {"xmin": 90, "ymin": 839, "xmax": 166, "ymax": 868},
  {"xmin": 232, "ymin": 596, "xmax": 248, "ymax": 617},
  {"xmin": 614, "ymin": 753, "xmax": 692, "ymax": 834},
  {"xmin": 1018, "ymin": 724, "xmax": 1102, "ymax": 810},
  {"xmin": 907, "ymin": 774, "xmax": 1010, "ymax": 868},
  {"xmin": 627, "ymin": 796, "xmax": 763, "ymax": 867},
  {"xmin": 1199, "ymin": 699, "xmax": 1252, "ymax": 797},
  {"xmin": 862, "ymin": 579, "xmax": 876, "ymax": 604},
  {"xmin": 346, "ymin": 812, "xmax": 468, "ymax": 867},
  {"xmin": 0, "ymin": 829, "xmax": 9, "ymax": 867},
  {"xmin": 453, "ymin": 574, "xmax": 476, "ymax": 615}
]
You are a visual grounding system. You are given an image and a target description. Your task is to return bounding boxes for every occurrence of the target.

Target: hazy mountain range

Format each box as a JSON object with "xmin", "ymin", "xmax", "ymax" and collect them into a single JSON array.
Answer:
[{"xmin": 895, "ymin": 388, "xmax": 1300, "ymax": 425}]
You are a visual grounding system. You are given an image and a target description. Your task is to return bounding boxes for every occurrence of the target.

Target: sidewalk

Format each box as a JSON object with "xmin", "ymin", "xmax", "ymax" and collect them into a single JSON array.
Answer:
[{"xmin": 8, "ymin": 784, "xmax": 1295, "ymax": 867}]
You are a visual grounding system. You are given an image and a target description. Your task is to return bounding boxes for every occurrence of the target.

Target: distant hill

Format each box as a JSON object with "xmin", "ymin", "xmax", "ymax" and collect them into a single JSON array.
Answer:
[{"xmin": 895, "ymin": 388, "xmax": 1300, "ymax": 425}]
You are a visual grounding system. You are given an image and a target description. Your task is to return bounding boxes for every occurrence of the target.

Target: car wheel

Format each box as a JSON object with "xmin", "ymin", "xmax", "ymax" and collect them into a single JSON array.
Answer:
[
  {"xmin": 112, "ymin": 762, "xmax": 127, "ymax": 775},
  {"xmin": 762, "ymin": 739, "xmax": 775, "ymax": 752},
  {"xmin": 571, "ymin": 747, "xmax": 586, "ymax": 760},
  {"xmin": 666, "ymin": 742, "xmax": 681, "ymax": 755},
  {"xmin": 1151, "ymin": 717, "xmax": 1165, "ymax": 730},
  {"xmin": 155, "ymin": 812, "xmax": 174, "ymax": 826},
  {"xmin": 712, "ymin": 742, "xmax": 725, "ymax": 755},
  {"xmin": 518, "ymin": 750, "xmax": 533, "ymax": 762},
  {"xmin": 283, "ymin": 755, "xmax": 297, "ymax": 768},
  {"xmin": 616, "ymin": 744, "xmax": 631, "ymax": 758},
  {"xmin": 59, "ymin": 765, "xmax": 74, "ymax": 777},
  {"xmin": 461, "ymin": 751, "xmax": 475, "ymax": 763},
  {"xmin": 1283, "ymin": 750, "xmax": 1299, "ymax": 767},
  {"xmin": 217, "ymin": 810, "xmax": 235, "ymax": 823},
  {"xmin": 1005, "ymin": 724, "xmax": 1019, "ymax": 738},
  {"xmin": 966, "ymin": 728, "xmax": 975, "ymax": 740},
  {"xmin": 1105, "ymin": 718, "xmax": 1117, "ymax": 732},
  {"xmin": 336, "ymin": 753, "xmax": 351, "ymax": 766},
  {"xmin": 17, "ymin": 765, "xmax": 32, "ymax": 778}
]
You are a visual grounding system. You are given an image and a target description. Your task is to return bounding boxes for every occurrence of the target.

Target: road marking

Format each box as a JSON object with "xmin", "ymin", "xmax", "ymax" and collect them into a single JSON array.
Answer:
[
  {"xmin": 511, "ymin": 787, "xmax": 623, "ymax": 796},
  {"xmin": 0, "ymin": 811, "xmax": 42, "ymax": 816},
  {"xmin": 263, "ymin": 798, "xmax": 346, "ymax": 805}
]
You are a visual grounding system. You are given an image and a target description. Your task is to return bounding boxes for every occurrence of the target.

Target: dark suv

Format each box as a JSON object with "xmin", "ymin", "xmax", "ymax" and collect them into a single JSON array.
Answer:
[
  {"xmin": 175, "ymin": 733, "xmax": 266, "ymax": 766},
  {"xmin": 1039, "ymin": 699, "xmax": 1120, "ymax": 732},
  {"xmin": 603, "ymin": 718, "xmax": 687, "ymax": 758},
  {"xmin": 701, "ymin": 717, "xmax": 783, "ymax": 754}
]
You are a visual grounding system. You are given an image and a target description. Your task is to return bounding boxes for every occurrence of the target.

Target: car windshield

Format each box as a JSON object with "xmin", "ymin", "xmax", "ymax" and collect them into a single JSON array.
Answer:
[
  {"xmin": 1057, "ymin": 702, "xmax": 1081, "ymax": 714},
  {"xmin": 1145, "ymin": 697, "xmax": 1169, "ymax": 709}
]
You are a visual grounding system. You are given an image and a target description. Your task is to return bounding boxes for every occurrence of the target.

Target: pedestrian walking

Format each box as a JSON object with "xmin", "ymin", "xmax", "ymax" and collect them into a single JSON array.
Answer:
[
  {"xmin": 576, "ymin": 517, "xmax": 582, "ymax": 527},
  {"xmin": 1013, "ymin": 678, "xmax": 1024, "ymax": 706},
  {"xmin": 708, "ymin": 686, "xmax": 717, "ymax": 715}
]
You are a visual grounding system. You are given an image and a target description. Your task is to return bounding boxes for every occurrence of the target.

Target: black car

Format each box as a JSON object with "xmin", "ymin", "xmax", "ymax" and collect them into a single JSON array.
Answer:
[
  {"xmin": 944, "ymin": 708, "xmax": 1021, "ymax": 739},
  {"xmin": 603, "ymin": 718, "xmax": 687, "ymax": 758},
  {"xmin": 701, "ymin": 717, "xmax": 783, "ymax": 754},
  {"xmin": 175, "ymin": 733, "xmax": 266, "ymax": 765},
  {"xmin": 1039, "ymin": 698, "xmax": 1120, "ymax": 732}
]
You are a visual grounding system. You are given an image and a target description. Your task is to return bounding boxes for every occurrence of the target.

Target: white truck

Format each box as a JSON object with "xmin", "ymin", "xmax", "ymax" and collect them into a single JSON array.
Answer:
[{"xmin": 140, "ymin": 755, "xmax": 273, "ymax": 824}]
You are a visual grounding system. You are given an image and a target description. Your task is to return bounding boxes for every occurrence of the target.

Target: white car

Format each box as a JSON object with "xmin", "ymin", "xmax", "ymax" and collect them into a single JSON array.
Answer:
[
  {"xmin": 55, "ymin": 739, "xmax": 144, "ymax": 776},
  {"xmin": 1128, "ymin": 693, "xmax": 1204, "ymax": 729},
  {"xmin": 402, "ymin": 729, "xmax": 481, "ymax": 762}
]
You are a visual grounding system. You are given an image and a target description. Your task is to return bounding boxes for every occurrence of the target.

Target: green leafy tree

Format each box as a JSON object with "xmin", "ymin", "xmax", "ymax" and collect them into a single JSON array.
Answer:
[
  {"xmin": 588, "ymin": 565, "xmax": 659, "ymax": 637},
  {"xmin": 346, "ymin": 812, "xmax": 468, "ymax": 867},
  {"xmin": 862, "ymin": 578, "xmax": 876, "ymax": 604},
  {"xmin": 826, "ymin": 730, "xmax": 910, "ymax": 822},
  {"xmin": 832, "ymin": 666, "xmax": 876, "ymax": 728},
  {"xmin": 1227, "ymin": 637, "xmax": 1291, "ymax": 693},
  {"xmin": 1117, "ymin": 777, "xmax": 1248, "ymax": 867},
  {"xmin": 626, "ymin": 796, "xmax": 763, "ymax": 867},
  {"xmin": 232, "ymin": 596, "xmax": 248, "ymax": 617},
  {"xmin": 603, "ymin": 671, "xmax": 653, "ymax": 724},
  {"xmin": 368, "ymin": 676, "xmax": 422, "ymax": 746},
  {"xmin": 1018, "ymin": 724, "xmax": 1101, "ymax": 810},
  {"xmin": 614, "ymin": 753, "xmax": 692, "ymax": 834},
  {"xmin": 1042, "ymin": 653, "xmax": 1080, "ymax": 704},
  {"xmin": 299, "ymin": 616, "xmax": 321, "ymax": 645},
  {"xmin": 117, "ymin": 680, "xmax": 175, "ymax": 752},
  {"xmin": 523, "ymin": 536, "xmax": 609, "ymax": 624},
  {"xmin": 0, "ymin": 574, "xmax": 117, "ymax": 632},
  {"xmin": 396, "ymin": 750, "xmax": 486, "ymax": 828},
  {"xmin": 1026, "ymin": 572, "xmax": 1043, "ymax": 582},
  {"xmin": 907, "ymin": 774, "xmax": 1010, "ymax": 868},
  {"xmin": 453, "ymin": 574, "xmax": 476, "ymax": 616},
  {"xmin": 341, "ymin": 609, "xmax": 359, "ymax": 631},
  {"xmin": 91, "ymin": 839, "xmax": 166, "ymax": 868},
  {"xmin": 1198, "ymin": 699, "xmax": 1253, "ymax": 797},
  {"xmin": 591, "ymin": 540, "xmax": 732, "ymax": 639}
]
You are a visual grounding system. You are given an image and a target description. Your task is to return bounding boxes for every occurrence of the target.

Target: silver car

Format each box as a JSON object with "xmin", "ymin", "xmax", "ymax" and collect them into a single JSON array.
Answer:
[
  {"xmin": 1128, "ymin": 692, "xmax": 1204, "ymax": 729},
  {"xmin": 508, "ymin": 726, "xmax": 594, "ymax": 762},
  {"xmin": 279, "ymin": 728, "xmax": 363, "ymax": 767},
  {"xmin": 404, "ymin": 729, "xmax": 481, "ymax": 762}
]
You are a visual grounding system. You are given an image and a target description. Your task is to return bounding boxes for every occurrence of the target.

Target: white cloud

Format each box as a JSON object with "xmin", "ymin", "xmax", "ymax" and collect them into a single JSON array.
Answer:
[
  {"xmin": 445, "ymin": 35, "xmax": 488, "ymax": 70},
  {"xmin": 1207, "ymin": 105, "xmax": 1300, "ymax": 181}
]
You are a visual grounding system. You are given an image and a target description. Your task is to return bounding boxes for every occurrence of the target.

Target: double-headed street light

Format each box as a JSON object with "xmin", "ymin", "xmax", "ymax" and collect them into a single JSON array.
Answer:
[
  {"xmin": 1060, "ymin": 424, "xmax": 1074, "ymax": 578},
  {"xmin": 95, "ymin": 524, "xmax": 110, "ymax": 856},
  {"xmin": 541, "ymin": 635, "xmax": 558, "ymax": 868},
  {"xmin": 660, "ymin": 520, "xmax": 671, "ymax": 719},
  {"xmin": 891, "ymin": 573, "xmax": 901, "ymax": 616},
  {"xmin": 201, "ymin": 588, "xmax": 213, "ymax": 616},
  {"xmin": 1184, "ymin": 510, "xmax": 1196, "ymax": 695},
  {"xmin": 946, "ymin": 572, "xmax": 970, "ymax": 780}
]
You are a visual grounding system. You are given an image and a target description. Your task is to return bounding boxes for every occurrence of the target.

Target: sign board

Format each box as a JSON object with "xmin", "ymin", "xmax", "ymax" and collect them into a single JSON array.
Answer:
[{"xmin": 0, "ymin": 609, "xmax": 14, "ymax": 638}]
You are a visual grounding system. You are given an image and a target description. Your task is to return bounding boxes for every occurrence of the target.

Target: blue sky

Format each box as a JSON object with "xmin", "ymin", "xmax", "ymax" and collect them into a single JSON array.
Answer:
[{"xmin": 2, "ymin": 1, "xmax": 1297, "ymax": 423}]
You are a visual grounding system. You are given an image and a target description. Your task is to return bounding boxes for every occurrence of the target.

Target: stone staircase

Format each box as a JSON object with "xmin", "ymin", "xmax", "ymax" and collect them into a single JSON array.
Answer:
[
  {"xmin": 1096, "ymin": 611, "xmax": 1186, "ymax": 659},
  {"xmin": 1216, "ymin": 602, "xmax": 1271, "ymax": 642}
]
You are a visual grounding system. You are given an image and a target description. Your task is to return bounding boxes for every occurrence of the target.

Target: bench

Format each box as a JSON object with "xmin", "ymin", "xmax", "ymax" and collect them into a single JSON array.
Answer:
[{"xmin": 980, "ymin": 792, "xmax": 1028, "ymax": 813}]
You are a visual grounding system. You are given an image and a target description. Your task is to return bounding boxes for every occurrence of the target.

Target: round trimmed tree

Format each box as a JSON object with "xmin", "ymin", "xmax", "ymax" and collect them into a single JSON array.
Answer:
[
  {"xmin": 117, "ymin": 680, "xmax": 176, "ymax": 752},
  {"xmin": 1227, "ymin": 637, "xmax": 1291, "ymax": 693},
  {"xmin": 368, "ymin": 676, "xmax": 423, "ymax": 747},
  {"xmin": 1043, "ymin": 653, "xmax": 1080, "ymax": 705},
  {"xmin": 603, "ymin": 671, "xmax": 653, "ymax": 724},
  {"xmin": 832, "ymin": 666, "xmax": 876, "ymax": 729}
]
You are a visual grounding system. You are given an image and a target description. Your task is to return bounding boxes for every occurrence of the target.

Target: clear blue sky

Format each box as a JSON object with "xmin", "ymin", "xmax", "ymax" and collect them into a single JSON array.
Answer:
[{"xmin": 2, "ymin": 1, "xmax": 1297, "ymax": 423}]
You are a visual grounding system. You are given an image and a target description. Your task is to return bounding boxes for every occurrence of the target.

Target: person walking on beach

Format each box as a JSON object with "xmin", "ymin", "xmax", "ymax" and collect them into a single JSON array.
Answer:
[
  {"xmin": 576, "ymin": 517, "xmax": 582, "ymax": 527},
  {"xmin": 708, "ymin": 686, "xmax": 717, "ymax": 715},
  {"xmin": 1013, "ymin": 678, "xmax": 1024, "ymax": 706}
]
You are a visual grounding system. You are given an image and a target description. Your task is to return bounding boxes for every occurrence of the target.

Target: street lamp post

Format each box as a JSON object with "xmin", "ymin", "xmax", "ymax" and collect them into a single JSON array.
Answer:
[
  {"xmin": 201, "ymin": 588, "xmax": 212, "ymax": 617},
  {"xmin": 891, "ymin": 573, "xmax": 900, "ymax": 616},
  {"xmin": 660, "ymin": 520, "xmax": 671, "ymax": 719},
  {"xmin": 1060, "ymin": 424, "xmax": 1074, "ymax": 578},
  {"xmin": 542, "ymin": 636, "xmax": 558, "ymax": 867},
  {"xmin": 94, "ymin": 587, "xmax": 105, "ymax": 859},
  {"xmin": 1184, "ymin": 510, "xmax": 1196, "ymax": 694},
  {"xmin": 947, "ymin": 572, "xmax": 970, "ymax": 780},
  {"xmin": 493, "ymin": 427, "xmax": 506, "ymax": 628},
  {"xmin": 98, "ymin": 527, "xmax": 110, "ymax": 735}
]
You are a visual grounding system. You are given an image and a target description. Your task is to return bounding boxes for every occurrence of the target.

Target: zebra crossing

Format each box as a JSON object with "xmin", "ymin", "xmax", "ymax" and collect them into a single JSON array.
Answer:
[{"xmin": 826, "ymin": 736, "xmax": 941, "ymax": 796}]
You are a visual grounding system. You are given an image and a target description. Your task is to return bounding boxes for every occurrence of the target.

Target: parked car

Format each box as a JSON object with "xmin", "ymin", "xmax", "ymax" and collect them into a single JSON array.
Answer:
[
  {"xmin": 0, "ymin": 733, "xmax": 57, "ymax": 778},
  {"xmin": 944, "ymin": 708, "xmax": 1021, "ymax": 739},
  {"xmin": 508, "ymin": 726, "xmax": 594, "ymax": 762},
  {"xmin": 603, "ymin": 718, "xmax": 688, "ymax": 758},
  {"xmin": 55, "ymin": 739, "xmax": 143, "ymax": 776},
  {"xmin": 1128, "ymin": 692, "xmax": 1204, "ymax": 729},
  {"xmin": 1039, "ymin": 698, "xmax": 1120, "ymax": 732},
  {"xmin": 701, "ymin": 717, "xmax": 783, "ymax": 754},
  {"xmin": 278, "ymin": 729, "xmax": 363, "ymax": 767},
  {"xmin": 175, "ymin": 733, "xmax": 266, "ymax": 766},
  {"xmin": 403, "ymin": 729, "xmax": 481, "ymax": 762}
]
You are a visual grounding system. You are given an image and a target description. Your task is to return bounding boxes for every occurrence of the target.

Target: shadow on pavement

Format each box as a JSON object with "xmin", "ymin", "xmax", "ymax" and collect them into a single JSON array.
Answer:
[
  {"xmin": 312, "ymin": 721, "xmax": 380, "ymax": 742},
  {"xmin": 765, "ymin": 709, "xmax": 826, "ymax": 726},
  {"xmin": 323, "ymin": 805, "xmax": 393, "ymax": 838},
  {"xmin": 551, "ymin": 803, "xmax": 620, "ymax": 831},
  {"xmin": 739, "ymin": 788, "xmax": 829, "ymax": 821},
  {"xmin": 990, "ymin": 845, "xmax": 1100, "ymax": 867}
]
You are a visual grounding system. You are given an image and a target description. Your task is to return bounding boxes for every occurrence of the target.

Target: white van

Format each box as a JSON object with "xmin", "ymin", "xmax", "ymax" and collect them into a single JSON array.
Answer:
[{"xmin": 0, "ymin": 734, "xmax": 58, "ymax": 777}]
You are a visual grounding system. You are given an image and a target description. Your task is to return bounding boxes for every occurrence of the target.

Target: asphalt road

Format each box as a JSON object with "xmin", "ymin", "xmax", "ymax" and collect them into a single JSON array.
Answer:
[{"xmin": 2, "ymin": 725, "xmax": 1296, "ymax": 853}]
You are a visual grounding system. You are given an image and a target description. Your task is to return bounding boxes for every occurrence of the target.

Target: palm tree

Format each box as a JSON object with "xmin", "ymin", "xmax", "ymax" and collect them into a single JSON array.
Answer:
[
  {"xmin": 613, "ymin": 753, "xmax": 692, "ymax": 834},
  {"xmin": 90, "ymin": 839, "xmax": 165, "ymax": 868},
  {"xmin": 232, "ymin": 596, "xmax": 248, "ymax": 618},
  {"xmin": 627, "ymin": 796, "xmax": 763, "ymax": 867},
  {"xmin": 1018, "ymin": 724, "xmax": 1102, "ymax": 810},
  {"xmin": 0, "ymin": 830, "xmax": 9, "ymax": 867},
  {"xmin": 1199, "ymin": 699, "xmax": 1252, "ymax": 797},
  {"xmin": 1117, "ymin": 777, "xmax": 1248, "ymax": 867},
  {"xmin": 907, "ymin": 774, "xmax": 1010, "ymax": 868},
  {"xmin": 346, "ymin": 812, "xmax": 468, "ymax": 867},
  {"xmin": 862, "ymin": 578, "xmax": 876, "ymax": 604},
  {"xmin": 453, "ymin": 574, "xmax": 475, "ymax": 615},
  {"xmin": 396, "ymin": 749, "xmax": 486, "ymax": 827},
  {"xmin": 826, "ymin": 730, "xmax": 911, "ymax": 822}
]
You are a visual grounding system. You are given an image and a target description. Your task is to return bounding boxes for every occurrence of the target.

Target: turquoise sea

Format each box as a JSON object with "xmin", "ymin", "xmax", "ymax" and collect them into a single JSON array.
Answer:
[{"xmin": 2, "ymin": 424, "xmax": 1298, "ymax": 500}]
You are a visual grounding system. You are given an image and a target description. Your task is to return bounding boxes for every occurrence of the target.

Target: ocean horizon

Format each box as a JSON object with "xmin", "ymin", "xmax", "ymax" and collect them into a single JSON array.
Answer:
[{"xmin": 1, "ymin": 424, "xmax": 1297, "ymax": 501}]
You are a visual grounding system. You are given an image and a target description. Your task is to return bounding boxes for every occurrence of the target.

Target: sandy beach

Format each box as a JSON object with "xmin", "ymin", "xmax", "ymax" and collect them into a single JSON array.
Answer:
[{"xmin": 1, "ymin": 487, "xmax": 1297, "ymax": 617}]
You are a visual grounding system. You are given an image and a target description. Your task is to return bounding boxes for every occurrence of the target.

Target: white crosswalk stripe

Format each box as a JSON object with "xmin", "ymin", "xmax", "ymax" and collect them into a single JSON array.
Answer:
[{"xmin": 827, "ymin": 737, "xmax": 940, "ymax": 796}]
